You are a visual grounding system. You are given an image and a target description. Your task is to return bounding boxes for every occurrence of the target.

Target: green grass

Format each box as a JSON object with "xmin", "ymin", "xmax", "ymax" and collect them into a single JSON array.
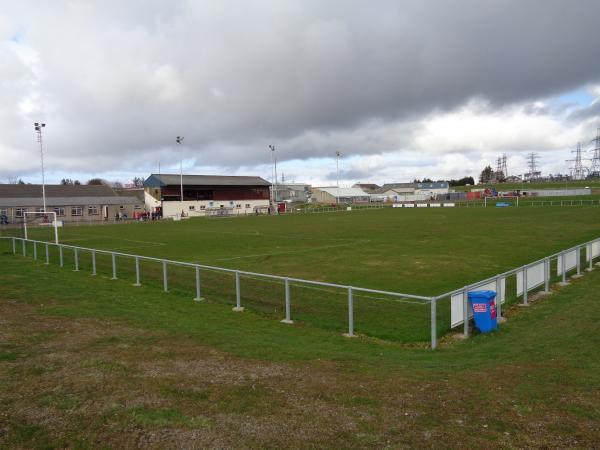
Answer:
[
  {"xmin": 0, "ymin": 254, "xmax": 599, "ymax": 447},
  {"xmin": 454, "ymin": 179, "xmax": 600, "ymax": 192},
  {"xmin": 2, "ymin": 206, "xmax": 600, "ymax": 343}
]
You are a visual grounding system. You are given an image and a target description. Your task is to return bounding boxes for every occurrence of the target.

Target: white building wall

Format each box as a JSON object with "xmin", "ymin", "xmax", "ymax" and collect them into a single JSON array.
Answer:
[
  {"xmin": 162, "ymin": 199, "xmax": 270, "ymax": 217},
  {"xmin": 144, "ymin": 191, "xmax": 161, "ymax": 211}
]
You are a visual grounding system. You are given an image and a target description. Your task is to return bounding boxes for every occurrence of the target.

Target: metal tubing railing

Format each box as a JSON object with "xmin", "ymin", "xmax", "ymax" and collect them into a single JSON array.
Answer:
[{"xmin": 4, "ymin": 234, "xmax": 600, "ymax": 349}]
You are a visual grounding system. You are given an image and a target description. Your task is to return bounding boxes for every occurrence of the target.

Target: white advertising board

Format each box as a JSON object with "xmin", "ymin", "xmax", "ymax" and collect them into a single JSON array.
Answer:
[
  {"xmin": 557, "ymin": 249, "xmax": 577, "ymax": 275},
  {"xmin": 392, "ymin": 204, "xmax": 402, "ymax": 208},
  {"xmin": 404, "ymin": 203, "xmax": 415, "ymax": 208},
  {"xmin": 416, "ymin": 203, "xmax": 428, "ymax": 208},
  {"xmin": 451, "ymin": 278, "xmax": 506, "ymax": 328},
  {"xmin": 443, "ymin": 203, "xmax": 456, "ymax": 207},
  {"xmin": 587, "ymin": 241, "xmax": 600, "ymax": 260},
  {"xmin": 516, "ymin": 262, "xmax": 545, "ymax": 296},
  {"xmin": 430, "ymin": 203, "xmax": 441, "ymax": 208}
]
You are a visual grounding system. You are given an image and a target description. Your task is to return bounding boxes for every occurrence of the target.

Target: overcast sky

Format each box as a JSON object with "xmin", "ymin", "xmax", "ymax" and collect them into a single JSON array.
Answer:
[{"xmin": 1, "ymin": 0, "xmax": 600, "ymax": 186}]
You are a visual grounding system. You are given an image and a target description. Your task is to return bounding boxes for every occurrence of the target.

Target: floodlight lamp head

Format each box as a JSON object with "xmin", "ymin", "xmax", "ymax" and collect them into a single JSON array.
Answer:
[
  {"xmin": 176, "ymin": 136, "xmax": 184, "ymax": 144},
  {"xmin": 268, "ymin": 144, "xmax": 275, "ymax": 151}
]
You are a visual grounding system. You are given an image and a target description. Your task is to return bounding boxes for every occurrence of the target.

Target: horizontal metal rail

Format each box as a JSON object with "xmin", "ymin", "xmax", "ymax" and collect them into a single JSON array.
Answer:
[
  {"xmin": 1, "ymin": 237, "xmax": 431, "ymax": 302},
  {"xmin": 3, "ymin": 233, "xmax": 599, "ymax": 350}
]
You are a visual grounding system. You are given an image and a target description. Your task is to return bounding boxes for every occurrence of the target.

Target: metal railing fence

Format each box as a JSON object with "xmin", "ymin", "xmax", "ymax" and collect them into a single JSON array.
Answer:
[
  {"xmin": 0, "ymin": 236, "xmax": 433, "ymax": 343},
  {"xmin": 2, "ymin": 234, "xmax": 599, "ymax": 350}
]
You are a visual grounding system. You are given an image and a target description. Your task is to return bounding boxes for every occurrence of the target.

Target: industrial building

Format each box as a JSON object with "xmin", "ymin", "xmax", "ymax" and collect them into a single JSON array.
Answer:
[
  {"xmin": 311, "ymin": 187, "xmax": 371, "ymax": 204},
  {"xmin": 274, "ymin": 183, "xmax": 311, "ymax": 203},
  {"xmin": 143, "ymin": 174, "xmax": 271, "ymax": 217},
  {"xmin": 0, "ymin": 184, "xmax": 142, "ymax": 223}
]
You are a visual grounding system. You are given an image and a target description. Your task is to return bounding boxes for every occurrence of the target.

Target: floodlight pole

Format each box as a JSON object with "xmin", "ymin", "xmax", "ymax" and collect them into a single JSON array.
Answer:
[
  {"xmin": 269, "ymin": 145, "xmax": 276, "ymax": 209},
  {"xmin": 176, "ymin": 136, "xmax": 184, "ymax": 214},
  {"xmin": 34, "ymin": 122, "xmax": 47, "ymax": 212},
  {"xmin": 336, "ymin": 151, "xmax": 341, "ymax": 205}
]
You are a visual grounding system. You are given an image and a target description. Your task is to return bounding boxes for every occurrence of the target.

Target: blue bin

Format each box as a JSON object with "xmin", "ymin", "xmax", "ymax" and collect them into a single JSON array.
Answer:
[{"xmin": 468, "ymin": 290, "xmax": 498, "ymax": 333}]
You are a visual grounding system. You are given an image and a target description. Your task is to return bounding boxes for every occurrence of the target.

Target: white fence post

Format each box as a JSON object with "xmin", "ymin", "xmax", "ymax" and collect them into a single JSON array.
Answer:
[
  {"xmin": 561, "ymin": 252, "xmax": 568, "ymax": 285},
  {"xmin": 22, "ymin": 239, "xmax": 26, "ymax": 256},
  {"xmin": 345, "ymin": 286, "xmax": 355, "ymax": 337},
  {"xmin": 91, "ymin": 250, "xmax": 96, "ymax": 276},
  {"xmin": 133, "ymin": 256, "xmax": 140, "ymax": 286},
  {"xmin": 462, "ymin": 288, "xmax": 469, "ymax": 338},
  {"xmin": 11, "ymin": 237, "xmax": 15, "ymax": 254},
  {"xmin": 33, "ymin": 241, "xmax": 37, "ymax": 260},
  {"xmin": 111, "ymin": 253, "xmax": 117, "ymax": 280},
  {"xmin": 45, "ymin": 243, "xmax": 49, "ymax": 265},
  {"xmin": 281, "ymin": 278, "xmax": 293, "ymax": 324},
  {"xmin": 74, "ymin": 248, "xmax": 79, "ymax": 271},
  {"xmin": 430, "ymin": 297, "xmax": 437, "ymax": 349},
  {"xmin": 575, "ymin": 246, "xmax": 581, "ymax": 276},
  {"xmin": 495, "ymin": 276, "xmax": 502, "ymax": 318},
  {"xmin": 544, "ymin": 258, "xmax": 550, "ymax": 293},
  {"xmin": 194, "ymin": 266, "xmax": 204, "ymax": 301},
  {"xmin": 588, "ymin": 243, "xmax": 594, "ymax": 271},
  {"xmin": 162, "ymin": 260, "xmax": 168, "ymax": 292},
  {"xmin": 522, "ymin": 267, "xmax": 528, "ymax": 305},
  {"xmin": 233, "ymin": 271, "xmax": 244, "ymax": 311},
  {"xmin": 59, "ymin": 245, "xmax": 63, "ymax": 267}
]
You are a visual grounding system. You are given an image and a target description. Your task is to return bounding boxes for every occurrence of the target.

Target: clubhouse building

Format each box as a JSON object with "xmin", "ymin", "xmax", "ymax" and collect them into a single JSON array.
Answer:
[
  {"xmin": 143, "ymin": 174, "xmax": 271, "ymax": 217},
  {"xmin": 0, "ymin": 184, "xmax": 142, "ymax": 224}
]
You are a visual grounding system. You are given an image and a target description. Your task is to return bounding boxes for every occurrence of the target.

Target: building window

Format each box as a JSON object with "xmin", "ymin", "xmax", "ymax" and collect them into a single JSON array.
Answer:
[
  {"xmin": 208, "ymin": 201, "xmax": 214, "ymax": 207},
  {"xmin": 245, "ymin": 204, "xmax": 251, "ymax": 208},
  {"xmin": 134, "ymin": 205, "xmax": 142, "ymax": 210},
  {"xmin": 0, "ymin": 208, "xmax": 7, "ymax": 216},
  {"xmin": 189, "ymin": 205, "xmax": 195, "ymax": 211},
  {"xmin": 15, "ymin": 208, "xmax": 27, "ymax": 218},
  {"xmin": 229, "ymin": 201, "xmax": 234, "ymax": 206},
  {"xmin": 71, "ymin": 206, "xmax": 83, "ymax": 216},
  {"xmin": 53, "ymin": 207, "xmax": 65, "ymax": 217},
  {"xmin": 119, "ymin": 205, "xmax": 124, "ymax": 210},
  {"xmin": 88, "ymin": 206, "xmax": 99, "ymax": 215},
  {"xmin": 199, "ymin": 205, "xmax": 206, "ymax": 210},
  {"xmin": 35, "ymin": 207, "xmax": 45, "ymax": 213},
  {"xmin": 236, "ymin": 204, "xmax": 241, "ymax": 208}
]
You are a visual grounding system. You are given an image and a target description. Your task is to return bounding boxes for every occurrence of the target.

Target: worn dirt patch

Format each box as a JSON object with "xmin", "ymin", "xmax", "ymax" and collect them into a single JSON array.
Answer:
[{"xmin": 0, "ymin": 299, "xmax": 598, "ymax": 449}]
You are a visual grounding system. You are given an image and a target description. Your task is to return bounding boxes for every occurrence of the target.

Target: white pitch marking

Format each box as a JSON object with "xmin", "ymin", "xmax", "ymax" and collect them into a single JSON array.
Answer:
[{"xmin": 210, "ymin": 240, "xmax": 371, "ymax": 262}]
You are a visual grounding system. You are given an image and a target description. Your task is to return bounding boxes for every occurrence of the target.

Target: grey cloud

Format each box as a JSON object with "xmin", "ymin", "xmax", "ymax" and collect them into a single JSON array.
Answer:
[{"xmin": 1, "ymin": 0, "xmax": 600, "ymax": 180}]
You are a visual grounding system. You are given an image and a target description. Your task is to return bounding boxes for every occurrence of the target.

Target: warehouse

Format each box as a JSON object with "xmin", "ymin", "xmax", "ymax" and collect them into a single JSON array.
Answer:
[
  {"xmin": 143, "ymin": 174, "xmax": 271, "ymax": 217},
  {"xmin": 0, "ymin": 184, "xmax": 142, "ymax": 224},
  {"xmin": 311, "ymin": 187, "xmax": 371, "ymax": 204}
]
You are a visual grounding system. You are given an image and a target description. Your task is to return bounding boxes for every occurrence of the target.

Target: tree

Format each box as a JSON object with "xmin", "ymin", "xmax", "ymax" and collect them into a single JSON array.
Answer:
[
  {"xmin": 479, "ymin": 166, "xmax": 494, "ymax": 184},
  {"xmin": 60, "ymin": 179, "xmax": 81, "ymax": 185},
  {"xmin": 132, "ymin": 177, "xmax": 145, "ymax": 187},
  {"xmin": 449, "ymin": 176, "xmax": 475, "ymax": 187},
  {"xmin": 87, "ymin": 178, "xmax": 105, "ymax": 185},
  {"xmin": 6, "ymin": 176, "xmax": 24, "ymax": 184}
]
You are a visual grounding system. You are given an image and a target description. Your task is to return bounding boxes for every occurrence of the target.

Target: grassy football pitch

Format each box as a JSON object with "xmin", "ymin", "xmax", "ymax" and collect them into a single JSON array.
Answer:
[{"xmin": 4, "ymin": 205, "xmax": 600, "ymax": 342}]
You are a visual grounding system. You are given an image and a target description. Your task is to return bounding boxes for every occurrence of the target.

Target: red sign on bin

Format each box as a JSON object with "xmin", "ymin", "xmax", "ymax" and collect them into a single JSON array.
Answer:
[{"xmin": 473, "ymin": 304, "xmax": 487, "ymax": 313}]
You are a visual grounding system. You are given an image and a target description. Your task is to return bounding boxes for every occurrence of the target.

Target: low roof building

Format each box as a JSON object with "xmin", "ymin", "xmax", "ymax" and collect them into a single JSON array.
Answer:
[{"xmin": 0, "ymin": 184, "xmax": 141, "ymax": 223}]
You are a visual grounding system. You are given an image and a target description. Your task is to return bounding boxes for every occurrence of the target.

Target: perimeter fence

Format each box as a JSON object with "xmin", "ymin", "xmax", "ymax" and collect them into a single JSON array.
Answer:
[{"xmin": 2, "ymin": 234, "xmax": 599, "ymax": 349}]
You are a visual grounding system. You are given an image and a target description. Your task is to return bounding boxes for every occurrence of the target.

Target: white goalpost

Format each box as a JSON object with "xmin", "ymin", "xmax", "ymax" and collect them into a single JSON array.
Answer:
[{"xmin": 22, "ymin": 211, "xmax": 60, "ymax": 244}]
